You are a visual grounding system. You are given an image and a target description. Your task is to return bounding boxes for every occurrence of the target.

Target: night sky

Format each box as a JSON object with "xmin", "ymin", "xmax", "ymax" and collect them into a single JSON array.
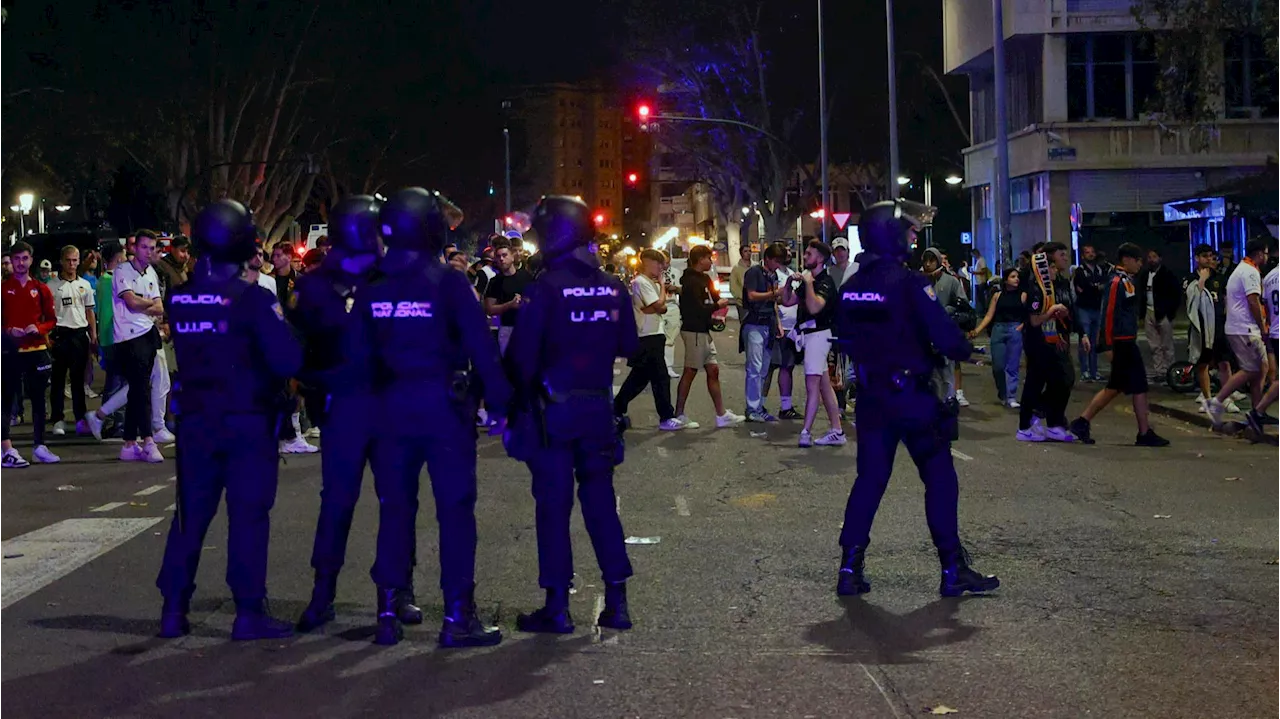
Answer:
[{"xmin": 3, "ymin": 0, "xmax": 968, "ymax": 237}]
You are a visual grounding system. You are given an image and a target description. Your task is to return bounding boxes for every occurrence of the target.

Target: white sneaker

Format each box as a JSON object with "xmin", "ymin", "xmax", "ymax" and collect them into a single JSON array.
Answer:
[
  {"xmin": 715, "ymin": 411, "xmax": 746, "ymax": 428},
  {"xmin": 798, "ymin": 430, "xmax": 813, "ymax": 448},
  {"xmin": 674, "ymin": 415, "xmax": 700, "ymax": 430},
  {"xmin": 84, "ymin": 384, "xmax": 99, "ymax": 399},
  {"xmin": 63, "ymin": 385, "xmax": 73, "ymax": 399},
  {"xmin": 1006, "ymin": 400, "xmax": 1021, "ymax": 409},
  {"xmin": 152, "ymin": 427, "xmax": 176, "ymax": 444},
  {"xmin": 814, "ymin": 429, "xmax": 847, "ymax": 446},
  {"xmin": 1196, "ymin": 395, "xmax": 1210, "ymax": 413},
  {"xmin": 1223, "ymin": 399, "xmax": 1242, "ymax": 413},
  {"xmin": 668, "ymin": 369, "xmax": 681, "ymax": 379},
  {"xmin": 280, "ymin": 437, "xmax": 319, "ymax": 454},
  {"xmin": 1043, "ymin": 425, "xmax": 1076, "ymax": 442},
  {"xmin": 120, "ymin": 444, "xmax": 144, "ymax": 462},
  {"xmin": 85, "ymin": 412, "xmax": 105, "ymax": 441},
  {"xmin": 1206, "ymin": 398, "xmax": 1226, "ymax": 427},
  {"xmin": 476, "ymin": 408, "xmax": 490, "ymax": 427},
  {"xmin": 51, "ymin": 421, "xmax": 68, "ymax": 436},
  {"xmin": 32, "ymin": 444, "xmax": 60, "ymax": 464},
  {"xmin": 1231, "ymin": 391, "xmax": 1248, "ymax": 403},
  {"xmin": 305, "ymin": 427, "xmax": 321, "ymax": 438},
  {"xmin": 3, "ymin": 448, "xmax": 30, "ymax": 468},
  {"xmin": 658, "ymin": 418, "xmax": 685, "ymax": 431},
  {"xmin": 1016, "ymin": 423, "xmax": 1047, "ymax": 442},
  {"xmin": 141, "ymin": 441, "xmax": 164, "ymax": 463},
  {"xmin": 955, "ymin": 391, "xmax": 971, "ymax": 408}
]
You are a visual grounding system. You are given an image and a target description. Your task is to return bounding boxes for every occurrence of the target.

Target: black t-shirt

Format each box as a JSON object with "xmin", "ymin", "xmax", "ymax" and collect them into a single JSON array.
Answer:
[
  {"xmin": 741, "ymin": 265, "xmax": 777, "ymax": 326},
  {"xmin": 992, "ymin": 288, "xmax": 1025, "ymax": 324},
  {"xmin": 795, "ymin": 269, "xmax": 837, "ymax": 331},
  {"xmin": 1023, "ymin": 276, "xmax": 1073, "ymax": 352},
  {"xmin": 273, "ymin": 269, "xmax": 297, "ymax": 309},
  {"xmin": 484, "ymin": 268, "xmax": 534, "ymax": 327}
]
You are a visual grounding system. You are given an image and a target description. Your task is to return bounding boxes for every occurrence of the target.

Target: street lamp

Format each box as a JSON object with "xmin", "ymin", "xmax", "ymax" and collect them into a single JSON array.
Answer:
[
  {"xmin": 945, "ymin": 175, "xmax": 963, "ymax": 185},
  {"xmin": 18, "ymin": 193, "xmax": 34, "ymax": 213},
  {"xmin": 55, "ymin": 204, "xmax": 71, "ymax": 212},
  {"xmin": 896, "ymin": 176, "xmax": 911, "ymax": 186}
]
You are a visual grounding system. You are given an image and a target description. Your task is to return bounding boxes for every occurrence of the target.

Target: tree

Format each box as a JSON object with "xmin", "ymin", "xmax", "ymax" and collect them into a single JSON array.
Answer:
[
  {"xmin": 1132, "ymin": 0, "xmax": 1278, "ymax": 142},
  {"xmin": 626, "ymin": 0, "xmax": 824, "ymax": 252}
]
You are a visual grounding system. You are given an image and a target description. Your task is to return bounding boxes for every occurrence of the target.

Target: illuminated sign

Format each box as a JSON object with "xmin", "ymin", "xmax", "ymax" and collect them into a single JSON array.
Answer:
[{"xmin": 1163, "ymin": 197, "xmax": 1226, "ymax": 222}]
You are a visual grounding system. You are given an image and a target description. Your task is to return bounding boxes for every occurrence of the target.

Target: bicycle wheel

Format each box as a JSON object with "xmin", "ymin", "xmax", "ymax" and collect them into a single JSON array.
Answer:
[{"xmin": 1166, "ymin": 361, "xmax": 1197, "ymax": 394}]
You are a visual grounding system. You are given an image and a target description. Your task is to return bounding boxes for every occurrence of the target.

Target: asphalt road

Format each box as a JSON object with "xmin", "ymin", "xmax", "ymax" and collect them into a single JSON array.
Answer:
[{"xmin": 2, "ymin": 327, "xmax": 1277, "ymax": 718}]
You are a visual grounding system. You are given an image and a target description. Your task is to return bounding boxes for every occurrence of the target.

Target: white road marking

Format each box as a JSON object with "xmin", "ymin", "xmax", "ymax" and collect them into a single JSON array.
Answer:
[
  {"xmin": 859, "ymin": 662, "xmax": 904, "ymax": 719},
  {"xmin": 1, "ymin": 517, "xmax": 165, "ymax": 609},
  {"xmin": 592, "ymin": 593, "xmax": 606, "ymax": 642},
  {"xmin": 950, "ymin": 448, "xmax": 973, "ymax": 461},
  {"xmin": 613, "ymin": 385, "xmax": 622, "ymax": 396},
  {"xmin": 167, "ymin": 475, "xmax": 177, "ymax": 482},
  {"xmin": 674, "ymin": 495, "xmax": 691, "ymax": 516},
  {"xmin": 134, "ymin": 484, "xmax": 168, "ymax": 496},
  {"xmin": 613, "ymin": 368, "xmax": 622, "ymax": 376},
  {"xmin": 165, "ymin": 504, "xmax": 177, "ymax": 512},
  {"xmin": 89, "ymin": 502, "xmax": 127, "ymax": 513},
  {"xmin": 615, "ymin": 494, "xmax": 621, "ymax": 515}
]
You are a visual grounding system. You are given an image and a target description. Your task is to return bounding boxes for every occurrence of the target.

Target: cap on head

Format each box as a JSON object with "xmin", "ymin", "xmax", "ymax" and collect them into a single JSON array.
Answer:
[
  {"xmin": 531, "ymin": 195, "xmax": 593, "ymax": 259},
  {"xmin": 832, "ymin": 238, "xmax": 850, "ymax": 251},
  {"xmin": 379, "ymin": 187, "xmax": 458, "ymax": 254},
  {"xmin": 858, "ymin": 200, "xmax": 923, "ymax": 262},
  {"xmin": 328, "ymin": 195, "xmax": 382, "ymax": 255},
  {"xmin": 192, "ymin": 199, "xmax": 258, "ymax": 263}
]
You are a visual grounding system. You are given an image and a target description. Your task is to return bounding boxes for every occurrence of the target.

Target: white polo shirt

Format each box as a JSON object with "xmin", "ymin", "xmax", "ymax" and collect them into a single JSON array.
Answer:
[
  {"xmin": 1224, "ymin": 261, "xmax": 1263, "ymax": 337},
  {"xmin": 46, "ymin": 274, "xmax": 96, "ymax": 329},
  {"xmin": 113, "ymin": 259, "xmax": 161, "ymax": 344}
]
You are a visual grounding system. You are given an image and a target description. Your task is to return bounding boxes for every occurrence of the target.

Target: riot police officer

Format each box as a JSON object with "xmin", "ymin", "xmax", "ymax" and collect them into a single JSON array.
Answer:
[
  {"xmin": 504, "ymin": 195, "xmax": 637, "ymax": 633},
  {"xmin": 833, "ymin": 200, "xmax": 1000, "ymax": 598},
  {"xmin": 156, "ymin": 200, "xmax": 302, "ymax": 640},
  {"xmin": 292, "ymin": 195, "xmax": 423, "ymax": 632},
  {"xmin": 353, "ymin": 187, "xmax": 511, "ymax": 647}
]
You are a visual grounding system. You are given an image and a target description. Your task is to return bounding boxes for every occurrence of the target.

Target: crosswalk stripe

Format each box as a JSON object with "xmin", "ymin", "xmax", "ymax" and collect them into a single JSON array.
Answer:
[
  {"xmin": 1, "ymin": 517, "xmax": 164, "ymax": 609},
  {"xmin": 90, "ymin": 502, "xmax": 127, "ymax": 513},
  {"xmin": 950, "ymin": 448, "xmax": 973, "ymax": 462},
  {"xmin": 134, "ymin": 485, "xmax": 168, "ymax": 496}
]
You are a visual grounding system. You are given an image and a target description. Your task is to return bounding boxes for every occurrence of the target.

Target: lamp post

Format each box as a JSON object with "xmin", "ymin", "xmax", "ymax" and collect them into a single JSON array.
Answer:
[
  {"xmin": 817, "ymin": 0, "xmax": 830, "ymax": 246},
  {"xmin": 886, "ymin": 0, "xmax": 901, "ymax": 200},
  {"xmin": 992, "ymin": 0, "xmax": 1012, "ymax": 268},
  {"xmin": 17, "ymin": 193, "xmax": 34, "ymax": 236},
  {"xmin": 503, "ymin": 127, "xmax": 512, "ymax": 216}
]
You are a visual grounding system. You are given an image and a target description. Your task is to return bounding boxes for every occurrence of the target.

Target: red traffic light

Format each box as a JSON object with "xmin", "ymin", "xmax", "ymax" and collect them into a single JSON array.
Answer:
[
  {"xmin": 593, "ymin": 213, "xmax": 606, "ymax": 226},
  {"xmin": 627, "ymin": 172, "xmax": 639, "ymax": 185},
  {"xmin": 636, "ymin": 103, "xmax": 651, "ymax": 120}
]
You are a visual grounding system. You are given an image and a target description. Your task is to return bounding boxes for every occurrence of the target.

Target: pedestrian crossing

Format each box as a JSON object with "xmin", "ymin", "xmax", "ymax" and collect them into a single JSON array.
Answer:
[{"xmin": 1, "ymin": 517, "xmax": 165, "ymax": 609}]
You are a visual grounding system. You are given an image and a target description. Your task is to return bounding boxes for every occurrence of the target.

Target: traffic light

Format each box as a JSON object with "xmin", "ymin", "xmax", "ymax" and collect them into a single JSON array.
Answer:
[
  {"xmin": 487, "ymin": 181, "xmax": 495, "ymax": 196},
  {"xmin": 636, "ymin": 102, "xmax": 653, "ymax": 131},
  {"xmin": 626, "ymin": 172, "xmax": 639, "ymax": 185},
  {"xmin": 593, "ymin": 212, "xmax": 606, "ymax": 226}
]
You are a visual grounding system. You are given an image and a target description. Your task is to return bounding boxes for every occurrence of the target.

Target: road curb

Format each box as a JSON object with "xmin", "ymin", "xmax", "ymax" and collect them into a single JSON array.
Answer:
[{"xmin": 1148, "ymin": 400, "xmax": 1279, "ymax": 446}]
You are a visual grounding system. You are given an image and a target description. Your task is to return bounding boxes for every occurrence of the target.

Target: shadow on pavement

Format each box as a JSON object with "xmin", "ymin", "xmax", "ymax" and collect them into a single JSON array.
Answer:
[
  {"xmin": 5, "ymin": 613, "xmax": 595, "ymax": 717},
  {"xmin": 804, "ymin": 596, "xmax": 985, "ymax": 665}
]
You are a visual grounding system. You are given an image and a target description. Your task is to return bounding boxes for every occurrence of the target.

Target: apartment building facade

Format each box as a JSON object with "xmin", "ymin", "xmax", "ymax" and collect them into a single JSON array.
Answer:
[{"xmin": 945, "ymin": 0, "xmax": 1277, "ymax": 268}]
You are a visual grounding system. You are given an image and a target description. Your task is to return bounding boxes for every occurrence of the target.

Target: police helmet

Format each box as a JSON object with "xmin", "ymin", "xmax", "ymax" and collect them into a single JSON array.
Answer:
[
  {"xmin": 858, "ymin": 200, "xmax": 930, "ymax": 262},
  {"xmin": 531, "ymin": 195, "xmax": 593, "ymax": 258},
  {"xmin": 328, "ymin": 195, "xmax": 382, "ymax": 255},
  {"xmin": 191, "ymin": 199, "xmax": 257, "ymax": 263},
  {"xmin": 378, "ymin": 188, "xmax": 462, "ymax": 253}
]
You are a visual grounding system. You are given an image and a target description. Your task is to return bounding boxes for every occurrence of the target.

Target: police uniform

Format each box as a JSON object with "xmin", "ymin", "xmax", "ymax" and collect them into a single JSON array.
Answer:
[
  {"xmin": 291, "ymin": 196, "xmax": 424, "ymax": 633},
  {"xmin": 506, "ymin": 195, "xmax": 637, "ymax": 634},
  {"xmin": 832, "ymin": 201, "xmax": 1000, "ymax": 598},
  {"xmin": 156, "ymin": 200, "xmax": 303, "ymax": 641},
  {"xmin": 353, "ymin": 187, "xmax": 511, "ymax": 647}
]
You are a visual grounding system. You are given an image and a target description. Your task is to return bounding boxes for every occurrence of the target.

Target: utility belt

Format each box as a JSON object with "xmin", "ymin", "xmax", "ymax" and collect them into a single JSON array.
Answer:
[
  {"xmin": 854, "ymin": 365, "xmax": 933, "ymax": 393},
  {"xmin": 543, "ymin": 382, "xmax": 612, "ymax": 404}
]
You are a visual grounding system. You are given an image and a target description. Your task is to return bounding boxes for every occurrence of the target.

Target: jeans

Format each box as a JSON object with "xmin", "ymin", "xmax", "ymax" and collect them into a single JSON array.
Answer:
[
  {"xmin": 1145, "ymin": 315, "xmax": 1175, "ymax": 376},
  {"xmin": 1076, "ymin": 307, "xmax": 1100, "ymax": 378},
  {"xmin": 743, "ymin": 323, "xmax": 770, "ymax": 413},
  {"xmin": 989, "ymin": 322, "xmax": 1023, "ymax": 402}
]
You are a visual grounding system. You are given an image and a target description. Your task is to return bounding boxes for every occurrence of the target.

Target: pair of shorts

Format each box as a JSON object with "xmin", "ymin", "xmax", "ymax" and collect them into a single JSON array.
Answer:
[
  {"xmin": 770, "ymin": 335, "xmax": 797, "ymax": 369},
  {"xmin": 1106, "ymin": 341, "xmax": 1149, "ymax": 395},
  {"xmin": 1227, "ymin": 334, "xmax": 1268, "ymax": 373},
  {"xmin": 681, "ymin": 331, "xmax": 718, "ymax": 368},
  {"xmin": 799, "ymin": 329, "xmax": 833, "ymax": 376}
]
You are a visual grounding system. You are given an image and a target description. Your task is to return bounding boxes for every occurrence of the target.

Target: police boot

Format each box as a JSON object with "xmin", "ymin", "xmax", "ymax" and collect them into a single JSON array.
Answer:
[
  {"xmin": 517, "ymin": 587, "xmax": 575, "ymax": 634},
  {"xmin": 596, "ymin": 581, "xmax": 632, "ymax": 630},
  {"xmin": 296, "ymin": 572, "xmax": 338, "ymax": 632},
  {"xmin": 374, "ymin": 587, "xmax": 404, "ymax": 646},
  {"xmin": 395, "ymin": 587, "xmax": 424, "ymax": 625},
  {"xmin": 231, "ymin": 598, "xmax": 295, "ymax": 641},
  {"xmin": 439, "ymin": 585, "xmax": 502, "ymax": 648},
  {"xmin": 938, "ymin": 545, "xmax": 1001, "ymax": 597},
  {"xmin": 157, "ymin": 596, "xmax": 191, "ymax": 639},
  {"xmin": 836, "ymin": 546, "xmax": 871, "ymax": 596}
]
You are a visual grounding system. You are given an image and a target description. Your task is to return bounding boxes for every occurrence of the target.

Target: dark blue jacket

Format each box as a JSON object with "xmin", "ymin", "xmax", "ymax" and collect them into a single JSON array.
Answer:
[
  {"xmin": 1098, "ymin": 266, "xmax": 1139, "ymax": 353},
  {"xmin": 291, "ymin": 265, "xmax": 376, "ymax": 394},
  {"xmin": 351, "ymin": 254, "xmax": 511, "ymax": 420},
  {"xmin": 166, "ymin": 271, "xmax": 302, "ymax": 415},
  {"xmin": 834, "ymin": 255, "xmax": 971, "ymax": 383}
]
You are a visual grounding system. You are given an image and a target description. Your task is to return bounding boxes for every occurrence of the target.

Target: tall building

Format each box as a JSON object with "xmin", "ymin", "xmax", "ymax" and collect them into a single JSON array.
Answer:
[
  {"xmin": 944, "ymin": 0, "xmax": 1277, "ymax": 268},
  {"xmin": 507, "ymin": 82, "xmax": 639, "ymax": 239}
]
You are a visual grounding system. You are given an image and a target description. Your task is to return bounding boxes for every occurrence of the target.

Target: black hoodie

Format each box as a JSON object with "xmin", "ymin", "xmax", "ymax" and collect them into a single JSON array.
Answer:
[{"xmin": 679, "ymin": 267, "xmax": 718, "ymax": 333}]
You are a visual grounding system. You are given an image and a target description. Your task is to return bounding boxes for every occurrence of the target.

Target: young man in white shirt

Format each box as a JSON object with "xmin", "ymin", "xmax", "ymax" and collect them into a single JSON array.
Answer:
[
  {"xmin": 111, "ymin": 230, "xmax": 165, "ymax": 462},
  {"xmin": 613, "ymin": 249, "xmax": 681, "ymax": 431},
  {"xmin": 47, "ymin": 245, "xmax": 97, "ymax": 436},
  {"xmin": 1207, "ymin": 238, "xmax": 1271, "ymax": 429}
]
